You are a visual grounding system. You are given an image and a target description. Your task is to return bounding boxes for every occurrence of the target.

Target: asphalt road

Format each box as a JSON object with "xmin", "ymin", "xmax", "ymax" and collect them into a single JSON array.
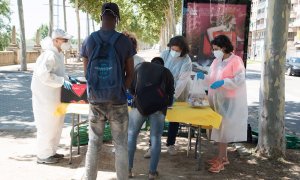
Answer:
[{"xmin": 246, "ymin": 62, "xmax": 300, "ymax": 136}]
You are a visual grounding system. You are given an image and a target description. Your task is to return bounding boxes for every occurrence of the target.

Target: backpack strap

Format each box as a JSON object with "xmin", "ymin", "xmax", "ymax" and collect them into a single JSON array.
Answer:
[
  {"xmin": 91, "ymin": 31, "xmax": 103, "ymax": 46},
  {"xmin": 91, "ymin": 31, "xmax": 121, "ymax": 46},
  {"xmin": 108, "ymin": 32, "xmax": 121, "ymax": 45}
]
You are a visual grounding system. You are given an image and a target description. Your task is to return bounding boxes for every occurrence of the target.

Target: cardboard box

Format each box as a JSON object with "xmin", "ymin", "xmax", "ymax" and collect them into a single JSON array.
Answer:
[{"xmin": 61, "ymin": 83, "xmax": 88, "ymax": 104}]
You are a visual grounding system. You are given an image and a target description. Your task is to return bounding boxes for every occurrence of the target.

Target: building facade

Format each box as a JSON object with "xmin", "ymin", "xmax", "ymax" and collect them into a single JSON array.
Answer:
[{"xmin": 249, "ymin": 0, "xmax": 300, "ymax": 60}]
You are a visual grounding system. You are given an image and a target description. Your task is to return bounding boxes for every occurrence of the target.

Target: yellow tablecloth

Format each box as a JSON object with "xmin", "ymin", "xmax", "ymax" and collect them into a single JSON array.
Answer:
[
  {"xmin": 166, "ymin": 102, "xmax": 222, "ymax": 129},
  {"xmin": 55, "ymin": 103, "xmax": 89, "ymax": 116},
  {"xmin": 55, "ymin": 102, "xmax": 222, "ymax": 129}
]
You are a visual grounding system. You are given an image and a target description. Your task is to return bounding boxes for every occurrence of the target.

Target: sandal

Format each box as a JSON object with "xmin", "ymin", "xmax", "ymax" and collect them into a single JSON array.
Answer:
[
  {"xmin": 206, "ymin": 157, "xmax": 218, "ymax": 164},
  {"xmin": 222, "ymin": 158, "xmax": 230, "ymax": 165},
  {"xmin": 207, "ymin": 157, "xmax": 230, "ymax": 165},
  {"xmin": 208, "ymin": 160, "xmax": 224, "ymax": 173}
]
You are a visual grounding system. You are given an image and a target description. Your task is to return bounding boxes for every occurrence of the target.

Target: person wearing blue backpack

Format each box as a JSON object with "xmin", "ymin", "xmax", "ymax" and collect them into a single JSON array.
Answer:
[{"xmin": 80, "ymin": 2, "xmax": 135, "ymax": 180}]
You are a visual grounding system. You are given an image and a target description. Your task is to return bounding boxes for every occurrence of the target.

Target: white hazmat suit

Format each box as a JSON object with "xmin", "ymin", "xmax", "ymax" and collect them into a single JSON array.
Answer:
[
  {"xmin": 31, "ymin": 37, "xmax": 68, "ymax": 159},
  {"xmin": 161, "ymin": 50, "xmax": 192, "ymax": 101},
  {"xmin": 205, "ymin": 54, "xmax": 248, "ymax": 143}
]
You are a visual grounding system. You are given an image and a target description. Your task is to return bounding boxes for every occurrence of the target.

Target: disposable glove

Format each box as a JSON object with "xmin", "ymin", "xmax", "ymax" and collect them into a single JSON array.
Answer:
[
  {"xmin": 210, "ymin": 80, "xmax": 224, "ymax": 89},
  {"xmin": 63, "ymin": 80, "xmax": 72, "ymax": 90},
  {"xmin": 196, "ymin": 71, "xmax": 205, "ymax": 80},
  {"xmin": 69, "ymin": 76, "xmax": 77, "ymax": 84}
]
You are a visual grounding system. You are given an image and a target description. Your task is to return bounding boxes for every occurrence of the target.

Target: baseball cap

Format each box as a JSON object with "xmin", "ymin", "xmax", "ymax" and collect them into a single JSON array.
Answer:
[
  {"xmin": 101, "ymin": 2, "xmax": 120, "ymax": 20},
  {"xmin": 51, "ymin": 29, "xmax": 73, "ymax": 40}
]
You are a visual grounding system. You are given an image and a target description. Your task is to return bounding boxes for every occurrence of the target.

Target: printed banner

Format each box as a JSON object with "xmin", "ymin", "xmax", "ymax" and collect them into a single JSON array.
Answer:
[{"xmin": 183, "ymin": 1, "xmax": 249, "ymax": 65}]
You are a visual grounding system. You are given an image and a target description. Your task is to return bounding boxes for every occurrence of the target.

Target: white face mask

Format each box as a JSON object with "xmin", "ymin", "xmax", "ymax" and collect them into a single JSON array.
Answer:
[
  {"xmin": 170, "ymin": 50, "xmax": 181, "ymax": 58},
  {"xmin": 61, "ymin": 42, "xmax": 71, "ymax": 51},
  {"xmin": 213, "ymin": 50, "xmax": 224, "ymax": 60}
]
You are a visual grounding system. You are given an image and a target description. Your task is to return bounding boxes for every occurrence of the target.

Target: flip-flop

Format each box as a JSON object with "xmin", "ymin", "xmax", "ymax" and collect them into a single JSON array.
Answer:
[{"xmin": 208, "ymin": 160, "xmax": 225, "ymax": 173}]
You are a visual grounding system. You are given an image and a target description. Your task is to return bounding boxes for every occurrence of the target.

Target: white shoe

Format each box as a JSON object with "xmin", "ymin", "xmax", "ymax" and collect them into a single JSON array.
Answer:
[
  {"xmin": 144, "ymin": 148, "xmax": 151, "ymax": 158},
  {"xmin": 167, "ymin": 145, "xmax": 177, "ymax": 156}
]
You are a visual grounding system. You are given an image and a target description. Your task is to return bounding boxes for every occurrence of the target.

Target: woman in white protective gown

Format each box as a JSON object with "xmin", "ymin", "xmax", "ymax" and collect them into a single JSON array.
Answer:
[{"xmin": 197, "ymin": 34, "xmax": 248, "ymax": 173}]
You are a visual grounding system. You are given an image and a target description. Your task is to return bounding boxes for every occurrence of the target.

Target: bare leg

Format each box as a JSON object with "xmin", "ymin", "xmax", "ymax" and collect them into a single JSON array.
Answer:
[{"xmin": 218, "ymin": 142, "xmax": 228, "ymax": 161}]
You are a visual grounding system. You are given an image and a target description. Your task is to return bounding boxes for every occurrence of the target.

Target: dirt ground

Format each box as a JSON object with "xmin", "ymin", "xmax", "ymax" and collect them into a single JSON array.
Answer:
[{"xmin": 0, "ymin": 128, "xmax": 299, "ymax": 180}]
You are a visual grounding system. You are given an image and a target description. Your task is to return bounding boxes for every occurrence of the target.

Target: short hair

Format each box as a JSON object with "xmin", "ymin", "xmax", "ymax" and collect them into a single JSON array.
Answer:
[
  {"xmin": 151, "ymin": 57, "xmax": 164, "ymax": 66},
  {"xmin": 101, "ymin": 2, "xmax": 120, "ymax": 20},
  {"xmin": 122, "ymin": 31, "xmax": 137, "ymax": 51},
  {"xmin": 211, "ymin": 35, "xmax": 234, "ymax": 54},
  {"xmin": 167, "ymin": 36, "xmax": 189, "ymax": 57}
]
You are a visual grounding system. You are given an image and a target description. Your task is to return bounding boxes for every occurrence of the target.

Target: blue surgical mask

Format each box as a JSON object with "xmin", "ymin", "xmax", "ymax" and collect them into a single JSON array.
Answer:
[{"xmin": 170, "ymin": 50, "xmax": 181, "ymax": 58}]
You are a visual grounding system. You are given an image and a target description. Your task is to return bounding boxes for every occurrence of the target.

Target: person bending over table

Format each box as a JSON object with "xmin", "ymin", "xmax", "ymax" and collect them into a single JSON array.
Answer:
[
  {"xmin": 128, "ymin": 57, "xmax": 174, "ymax": 179},
  {"xmin": 144, "ymin": 36, "xmax": 192, "ymax": 158}
]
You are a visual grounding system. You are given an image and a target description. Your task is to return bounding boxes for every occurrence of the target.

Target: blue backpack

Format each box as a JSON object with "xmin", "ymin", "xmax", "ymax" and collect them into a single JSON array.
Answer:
[{"xmin": 86, "ymin": 31, "xmax": 125, "ymax": 104}]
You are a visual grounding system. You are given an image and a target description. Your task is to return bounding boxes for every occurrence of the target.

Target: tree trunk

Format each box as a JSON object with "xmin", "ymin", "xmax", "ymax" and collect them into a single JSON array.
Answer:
[
  {"xmin": 86, "ymin": 13, "xmax": 90, "ymax": 36},
  {"xmin": 63, "ymin": 0, "xmax": 67, "ymax": 31},
  {"xmin": 165, "ymin": 11, "xmax": 170, "ymax": 41},
  {"xmin": 257, "ymin": 0, "xmax": 290, "ymax": 158},
  {"xmin": 92, "ymin": 20, "xmax": 95, "ymax": 32},
  {"xmin": 17, "ymin": 0, "xmax": 27, "ymax": 71},
  {"xmin": 48, "ymin": 0, "xmax": 53, "ymax": 36},
  {"xmin": 75, "ymin": 0, "xmax": 81, "ymax": 61},
  {"xmin": 168, "ymin": 0, "xmax": 176, "ymax": 37},
  {"xmin": 160, "ymin": 26, "xmax": 166, "ymax": 52}
]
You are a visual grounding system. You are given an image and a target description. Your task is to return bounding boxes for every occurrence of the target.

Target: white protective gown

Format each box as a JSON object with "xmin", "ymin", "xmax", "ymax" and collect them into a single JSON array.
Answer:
[
  {"xmin": 31, "ymin": 38, "xmax": 66, "ymax": 159},
  {"xmin": 161, "ymin": 50, "xmax": 192, "ymax": 101},
  {"xmin": 206, "ymin": 54, "xmax": 248, "ymax": 143}
]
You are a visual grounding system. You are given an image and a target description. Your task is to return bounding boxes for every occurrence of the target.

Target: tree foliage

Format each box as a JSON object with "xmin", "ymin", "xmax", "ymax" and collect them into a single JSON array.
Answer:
[
  {"xmin": 68, "ymin": 0, "xmax": 182, "ymax": 44},
  {"xmin": 38, "ymin": 24, "xmax": 49, "ymax": 39},
  {"xmin": 0, "ymin": 0, "xmax": 11, "ymax": 51}
]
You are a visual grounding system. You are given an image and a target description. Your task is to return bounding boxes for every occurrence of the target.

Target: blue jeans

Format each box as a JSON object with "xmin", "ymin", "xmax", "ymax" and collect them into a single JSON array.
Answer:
[
  {"xmin": 84, "ymin": 103, "xmax": 129, "ymax": 180},
  {"xmin": 128, "ymin": 108, "xmax": 165, "ymax": 174}
]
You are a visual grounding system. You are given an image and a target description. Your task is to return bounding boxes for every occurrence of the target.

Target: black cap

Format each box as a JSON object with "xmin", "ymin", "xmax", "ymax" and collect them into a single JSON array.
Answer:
[{"xmin": 101, "ymin": 2, "xmax": 120, "ymax": 20}]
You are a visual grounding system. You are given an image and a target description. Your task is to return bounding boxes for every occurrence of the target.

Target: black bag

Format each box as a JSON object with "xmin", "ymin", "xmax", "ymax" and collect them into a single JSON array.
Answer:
[
  {"xmin": 134, "ymin": 83, "xmax": 168, "ymax": 116},
  {"xmin": 61, "ymin": 83, "xmax": 88, "ymax": 104}
]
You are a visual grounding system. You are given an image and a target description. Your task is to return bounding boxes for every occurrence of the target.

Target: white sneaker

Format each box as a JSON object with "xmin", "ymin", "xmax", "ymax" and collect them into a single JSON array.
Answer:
[
  {"xmin": 144, "ymin": 148, "xmax": 151, "ymax": 158},
  {"xmin": 167, "ymin": 145, "xmax": 177, "ymax": 155}
]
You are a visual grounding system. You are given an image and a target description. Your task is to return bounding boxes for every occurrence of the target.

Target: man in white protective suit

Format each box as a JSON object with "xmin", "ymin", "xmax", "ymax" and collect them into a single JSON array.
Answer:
[{"xmin": 31, "ymin": 29, "xmax": 73, "ymax": 164}]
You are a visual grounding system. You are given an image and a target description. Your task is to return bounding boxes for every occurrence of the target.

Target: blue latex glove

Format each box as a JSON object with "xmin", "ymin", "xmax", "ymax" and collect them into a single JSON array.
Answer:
[
  {"xmin": 69, "ymin": 76, "xmax": 77, "ymax": 84},
  {"xmin": 196, "ymin": 71, "xmax": 205, "ymax": 80},
  {"xmin": 63, "ymin": 81, "xmax": 72, "ymax": 90},
  {"xmin": 126, "ymin": 90, "xmax": 133, "ymax": 106},
  {"xmin": 210, "ymin": 80, "xmax": 224, "ymax": 89}
]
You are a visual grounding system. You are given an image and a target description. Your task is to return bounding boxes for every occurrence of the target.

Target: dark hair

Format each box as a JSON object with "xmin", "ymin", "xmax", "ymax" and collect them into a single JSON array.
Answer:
[
  {"xmin": 211, "ymin": 35, "xmax": 234, "ymax": 54},
  {"xmin": 167, "ymin": 36, "xmax": 189, "ymax": 57},
  {"xmin": 101, "ymin": 2, "xmax": 120, "ymax": 20},
  {"xmin": 122, "ymin": 31, "xmax": 137, "ymax": 51},
  {"xmin": 151, "ymin": 57, "xmax": 164, "ymax": 66}
]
